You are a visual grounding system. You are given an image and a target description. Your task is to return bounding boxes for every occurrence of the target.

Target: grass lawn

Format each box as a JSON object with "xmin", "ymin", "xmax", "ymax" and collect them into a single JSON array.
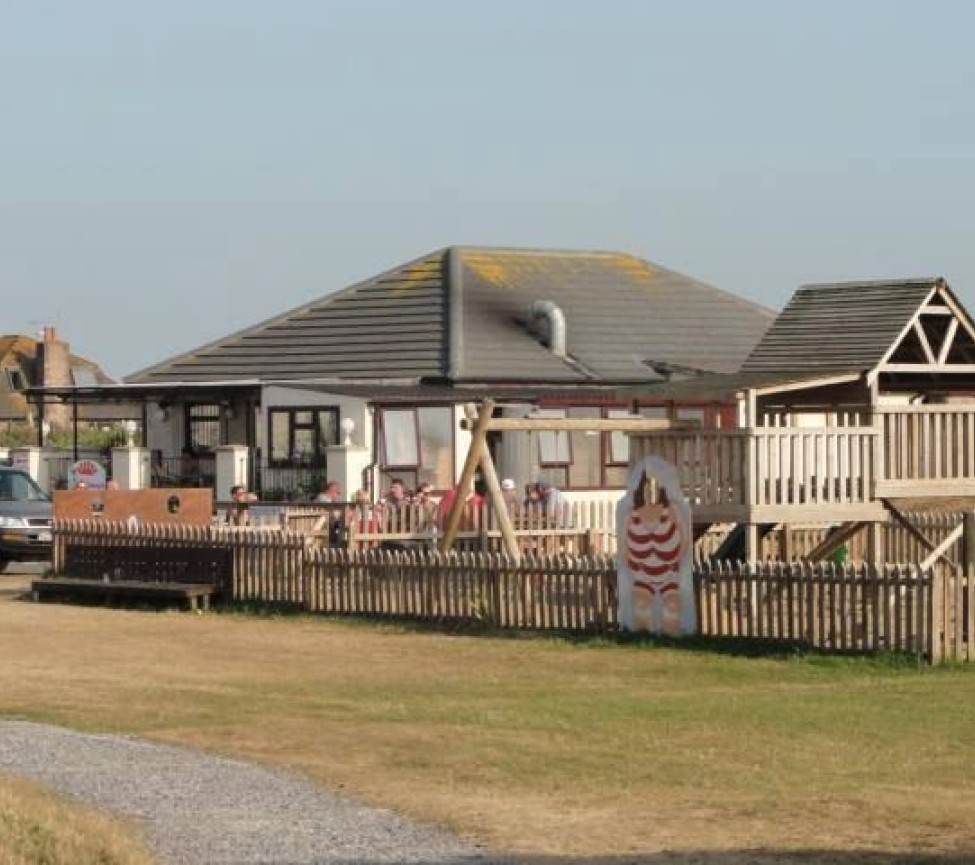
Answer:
[
  {"xmin": 0, "ymin": 774, "xmax": 154, "ymax": 865},
  {"xmin": 1, "ymin": 575, "xmax": 974, "ymax": 863}
]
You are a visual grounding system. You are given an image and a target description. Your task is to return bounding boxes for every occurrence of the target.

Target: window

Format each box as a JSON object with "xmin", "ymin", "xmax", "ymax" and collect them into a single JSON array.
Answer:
[
  {"xmin": 536, "ymin": 409, "xmax": 571, "ymax": 465},
  {"xmin": 378, "ymin": 406, "xmax": 454, "ymax": 490},
  {"xmin": 268, "ymin": 407, "xmax": 339, "ymax": 466},
  {"xmin": 71, "ymin": 367, "xmax": 98, "ymax": 387},
  {"xmin": 382, "ymin": 409, "xmax": 419, "ymax": 467},
  {"xmin": 417, "ymin": 407, "xmax": 453, "ymax": 487},
  {"xmin": 0, "ymin": 470, "xmax": 46, "ymax": 502},
  {"xmin": 4, "ymin": 369, "xmax": 26, "ymax": 392},
  {"xmin": 567, "ymin": 407, "xmax": 601, "ymax": 488},
  {"xmin": 675, "ymin": 407, "xmax": 706, "ymax": 427},
  {"xmin": 606, "ymin": 406, "xmax": 668, "ymax": 465},
  {"xmin": 185, "ymin": 403, "xmax": 222, "ymax": 453}
]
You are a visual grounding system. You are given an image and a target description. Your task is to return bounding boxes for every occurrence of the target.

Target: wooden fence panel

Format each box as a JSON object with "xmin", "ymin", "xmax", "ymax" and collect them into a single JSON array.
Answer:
[{"xmin": 50, "ymin": 519, "xmax": 974, "ymax": 661}]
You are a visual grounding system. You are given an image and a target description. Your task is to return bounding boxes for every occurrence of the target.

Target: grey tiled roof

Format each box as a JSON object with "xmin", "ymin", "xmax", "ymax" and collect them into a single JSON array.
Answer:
[
  {"xmin": 741, "ymin": 278, "xmax": 941, "ymax": 374},
  {"xmin": 455, "ymin": 249, "xmax": 774, "ymax": 381},
  {"xmin": 127, "ymin": 247, "xmax": 775, "ymax": 385}
]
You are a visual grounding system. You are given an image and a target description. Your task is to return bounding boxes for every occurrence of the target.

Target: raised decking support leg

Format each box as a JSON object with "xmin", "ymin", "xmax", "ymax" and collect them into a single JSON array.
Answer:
[
  {"xmin": 780, "ymin": 525, "xmax": 793, "ymax": 563},
  {"xmin": 867, "ymin": 521, "xmax": 881, "ymax": 565},
  {"xmin": 745, "ymin": 524, "xmax": 759, "ymax": 562}
]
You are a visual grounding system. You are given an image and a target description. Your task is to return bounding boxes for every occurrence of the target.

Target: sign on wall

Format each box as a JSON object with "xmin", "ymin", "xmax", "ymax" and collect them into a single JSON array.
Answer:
[
  {"xmin": 68, "ymin": 459, "xmax": 107, "ymax": 490},
  {"xmin": 616, "ymin": 455, "xmax": 696, "ymax": 636}
]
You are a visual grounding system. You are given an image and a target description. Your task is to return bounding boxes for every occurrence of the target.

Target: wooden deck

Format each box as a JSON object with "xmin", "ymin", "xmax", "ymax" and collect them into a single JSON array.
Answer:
[{"xmin": 632, "ymin": 406, "xmax": 975, "ymax": 525}]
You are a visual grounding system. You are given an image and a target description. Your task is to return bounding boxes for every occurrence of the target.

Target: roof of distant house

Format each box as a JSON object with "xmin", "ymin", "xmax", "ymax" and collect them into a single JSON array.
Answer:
[{"xmin": 0, "ymin": 334, "xmax": 122, "ymax": 421}]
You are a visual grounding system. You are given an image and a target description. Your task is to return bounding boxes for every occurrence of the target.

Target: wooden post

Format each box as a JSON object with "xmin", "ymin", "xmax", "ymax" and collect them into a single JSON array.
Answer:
[
  {"xmin": 962, "ymin": 512, "xmax": 975, "ymax": 576},
  {"xmin": 463, "ymin": 405, "xmax": 522, "ymax": 562},
  {"xmin": 440, "ymin": 399, "xmax": 496, "ymax": 554},
  {"xmin": 867, "ymin": 521, "xmax": 880, "ymax": 565},
  {"xmin": 745, "ymin": 524, "xmax": 759, "ymax": 563},
  {"xmin": 780, "ymin": 525, "xmax": 793, "ymax": 563},
  {"xmin": 929, "ymin": 564, "xmax": 944, "ymax": 665}
]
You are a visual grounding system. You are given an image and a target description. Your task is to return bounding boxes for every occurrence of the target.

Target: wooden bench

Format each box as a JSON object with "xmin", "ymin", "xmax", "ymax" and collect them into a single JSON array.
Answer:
[{"xmin": 32, "ymin": 543, "xmax": 233, "ymax": 611}]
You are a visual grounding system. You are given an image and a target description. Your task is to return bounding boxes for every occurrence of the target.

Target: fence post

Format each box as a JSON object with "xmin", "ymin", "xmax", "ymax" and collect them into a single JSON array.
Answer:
[{"xmin": 929, "ymin": 565, "xmax": 944, "ymax": 664}]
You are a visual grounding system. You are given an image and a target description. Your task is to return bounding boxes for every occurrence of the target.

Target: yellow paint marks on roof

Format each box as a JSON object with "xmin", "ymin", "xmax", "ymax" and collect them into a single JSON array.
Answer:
[
  {"xmin": 461, "ymin": 249, "xmax": 657, "ymax": 291},
  {"xmin": 380, "ymin": 253, "xmax": 444, "ymax": 296}
]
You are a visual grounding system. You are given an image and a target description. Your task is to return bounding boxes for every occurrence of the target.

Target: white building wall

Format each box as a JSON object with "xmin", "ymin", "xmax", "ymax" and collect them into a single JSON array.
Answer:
[
  {"xmin": 452, "ymin": 404, "xmax": 472, "ymax": 485},
  {"xmin": 145, "ymin": 402, "xmax": 182, "ymax": 458},
  {"xmin": 495, "ymin": 404, "xmax": 535, "ymax": 489}
]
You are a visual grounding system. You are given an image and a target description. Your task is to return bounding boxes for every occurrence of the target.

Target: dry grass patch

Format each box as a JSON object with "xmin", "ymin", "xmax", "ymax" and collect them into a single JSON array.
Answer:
[
  {"xmin": 0, "ymin": 774, "xmax": 154, "ymax": 865},
  {"xmin": 1, "ymin": 579, "xmax": 974, "ymax": 862}
]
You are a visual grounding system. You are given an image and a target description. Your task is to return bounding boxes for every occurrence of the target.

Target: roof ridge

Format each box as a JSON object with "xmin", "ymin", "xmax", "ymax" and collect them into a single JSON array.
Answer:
[
  {"xmin": 798, "ymin": 277, "xmax": 944, "ymax": 291},
  {"xmin": 126, "ymin": 248, "xmax": 450, "ymax": 382}
]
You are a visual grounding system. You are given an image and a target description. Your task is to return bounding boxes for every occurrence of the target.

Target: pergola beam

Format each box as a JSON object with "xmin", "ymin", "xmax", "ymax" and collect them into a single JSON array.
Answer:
[{"xmin": 458, "ymin": 417, "xmax": 686, "ymax": 433}]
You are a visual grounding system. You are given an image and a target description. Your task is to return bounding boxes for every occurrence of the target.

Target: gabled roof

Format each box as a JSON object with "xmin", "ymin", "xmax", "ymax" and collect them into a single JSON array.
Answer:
[
  {"xmin": 127, "ymin": 247, "xmax": 775, "ymax": 385},
  {"xmin": 0, "ymin": 335, "xmax": 118, "ymax": 421},
  {"xmin": 741, "ymin": 277, "xmax": 975, "ymax": 375}
]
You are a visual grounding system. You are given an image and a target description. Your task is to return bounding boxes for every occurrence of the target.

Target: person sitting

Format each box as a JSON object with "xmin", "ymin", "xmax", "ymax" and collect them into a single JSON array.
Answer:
[
  {"xmin": 436, "ymin": 484, "xmax": 483, "ymax": 531},
  {"xmin": 384, "ymin": 478, "xmax": 409, "ymax": 508},
  {"xmin": 346, "ymin": 489, "xmax": 380, "ymax": 549},
  {"xmin": 315, "ymin": 480, "xmax": 342, "ymax": 503},
  {"xmin": 226, "ymin": 484, "xmax": 258, "ymax": 526},
  {"xmin": 180, "ymin": 446, "xmax": 200, "ymax": 486},
  {"xmin": 412, "ymin": 482, "xmax": 439, "ymax": 530},
  {"xmin": 501, "ymin": 478, "xmax": 523, "ymax": 520},
  {"xmin": 534, "ymin": 478, "xmax": 572, "ymax": 527}
]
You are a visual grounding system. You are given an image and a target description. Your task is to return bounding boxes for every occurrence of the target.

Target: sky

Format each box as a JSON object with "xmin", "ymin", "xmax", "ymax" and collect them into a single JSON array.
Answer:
[{"xmin": 2, "ymin": 0, "xmax": 974, "ymax": 378}]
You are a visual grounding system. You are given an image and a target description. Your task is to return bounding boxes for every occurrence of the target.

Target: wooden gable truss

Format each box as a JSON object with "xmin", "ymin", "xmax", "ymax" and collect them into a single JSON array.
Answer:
[{"xmin": 871, "ymin": 282, "xmax": 975, "ymax": 381}]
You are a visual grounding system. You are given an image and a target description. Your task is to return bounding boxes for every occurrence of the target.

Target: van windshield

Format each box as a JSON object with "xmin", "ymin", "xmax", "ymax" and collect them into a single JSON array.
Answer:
[{"xmin": 0, "ymin": 470, "xmax": 49, "ymax": 502}]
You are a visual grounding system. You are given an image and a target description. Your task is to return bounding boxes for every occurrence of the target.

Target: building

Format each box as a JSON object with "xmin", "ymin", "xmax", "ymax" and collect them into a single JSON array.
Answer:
[
  {"xmin": 31, "ymin": 247, "xmax": 775, "ymax": 498},
  {"xmin": 1, "ymin": 328, "xmax": 124, "ymax": 438},
  {"xmin": 627, "ymin": 276, "xmax": 975, "ymax": 558}
]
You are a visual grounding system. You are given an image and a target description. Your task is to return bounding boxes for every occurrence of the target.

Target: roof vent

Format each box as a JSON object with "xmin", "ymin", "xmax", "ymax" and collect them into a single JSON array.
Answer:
[{"xmin": 528, "ymin": 300, "xmax": 567, "ymax": 358}]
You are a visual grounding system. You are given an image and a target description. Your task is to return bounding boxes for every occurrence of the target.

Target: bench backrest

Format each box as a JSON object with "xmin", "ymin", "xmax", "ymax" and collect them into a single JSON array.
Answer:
[{"xmin": 64, "ymin": 543, "xmax": 233, "ymax": 590}]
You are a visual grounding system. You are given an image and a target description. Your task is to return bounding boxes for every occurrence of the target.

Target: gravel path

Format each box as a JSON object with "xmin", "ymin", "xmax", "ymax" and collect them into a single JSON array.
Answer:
[{"xmin": 0, "ymin": 720, "xmax": 507, "ymax": 865}]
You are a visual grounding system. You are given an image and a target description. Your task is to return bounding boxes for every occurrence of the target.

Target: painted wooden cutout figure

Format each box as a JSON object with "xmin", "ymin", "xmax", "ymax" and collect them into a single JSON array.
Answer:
[{"xmin": 617, "ymin": 455, "xmax": 696, "ymax": 635}]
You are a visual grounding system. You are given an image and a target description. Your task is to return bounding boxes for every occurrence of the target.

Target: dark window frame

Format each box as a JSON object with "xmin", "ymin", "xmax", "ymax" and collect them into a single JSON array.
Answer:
[
  {"xmin": 267, "ymin": 406, "xmax": 340, "ymax": 467},
  {"xmin": 4, "ymin": 368, "xmax": 26, "ymax": 393},
  {"xmin": 184, "ymin": 403, "xmax": 222, "ymax": 454}
]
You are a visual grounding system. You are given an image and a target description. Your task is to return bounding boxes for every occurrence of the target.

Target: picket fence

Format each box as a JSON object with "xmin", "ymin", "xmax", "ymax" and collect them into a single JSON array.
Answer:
[{"xmin": 51, "ymin": 520, "xmax": 974, "ymax": 662}]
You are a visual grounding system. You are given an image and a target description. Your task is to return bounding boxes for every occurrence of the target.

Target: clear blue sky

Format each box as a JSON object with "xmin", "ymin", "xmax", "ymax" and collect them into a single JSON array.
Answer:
[{"xmin": 2, "ymin": 1, "xmax": 974, "ymax": 378}]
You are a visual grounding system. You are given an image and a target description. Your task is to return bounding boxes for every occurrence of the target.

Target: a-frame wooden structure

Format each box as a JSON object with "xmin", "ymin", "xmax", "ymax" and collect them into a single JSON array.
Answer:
[
  {"xmin": 626, "ymin": 277, "xmax": 975, "ymax": 561},
  {"xmin": 440, "ymin": 399, "xmax": 689, "ymax": 560}
]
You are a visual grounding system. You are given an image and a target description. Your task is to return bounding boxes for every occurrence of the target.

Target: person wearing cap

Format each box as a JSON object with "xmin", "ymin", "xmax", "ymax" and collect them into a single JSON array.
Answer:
[
  {"xmin": 534, "ymin": 478, "xmax": 571, "ymax": 527},
  {"xmin": 500, "ymin": 478, "xmax": 522, "ymax": 519}
]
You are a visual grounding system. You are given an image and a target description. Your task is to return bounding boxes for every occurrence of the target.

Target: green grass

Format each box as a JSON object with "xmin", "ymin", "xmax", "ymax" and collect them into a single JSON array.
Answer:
[
  {"xmin": 0, "ymin": 587, "xmax": 973, "ymax": 860},
  {"xmin": 0, "ymin": 775, "xmax": 155, "ymax": 865}
]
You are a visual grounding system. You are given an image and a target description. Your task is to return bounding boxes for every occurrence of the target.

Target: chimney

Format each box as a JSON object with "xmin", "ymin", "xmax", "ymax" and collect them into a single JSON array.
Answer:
[
  {"xmin": 37, "ymin": 326, "xmax": 71, "ymax": 430},
  {"xmin": 528, "ymin": 300, "xmax": 567, "ymax": 358}
]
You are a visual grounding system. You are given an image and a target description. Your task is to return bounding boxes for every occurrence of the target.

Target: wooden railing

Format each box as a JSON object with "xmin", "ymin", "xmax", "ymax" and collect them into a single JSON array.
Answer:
[
  {"xmin": 281, "ymin": 500, "xmax": 620, "ymax": 555},
  {"xmin": 630, "ymin": 430, "xmax": 751, "ymax": 507},
  {"xmin": 635, "ymin": 406, "xmax": 975, "ymax": 511},
  {"xmin": 877, "ymin": 405, "xmax": 975, "ymax": 490},
  {"xmin": 750, "ymin": 427, "xmax": 877, "ymax": 506},
  {"xmin": 631, "ymin": 428, "xmax": 879, "ymax": 510}
]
